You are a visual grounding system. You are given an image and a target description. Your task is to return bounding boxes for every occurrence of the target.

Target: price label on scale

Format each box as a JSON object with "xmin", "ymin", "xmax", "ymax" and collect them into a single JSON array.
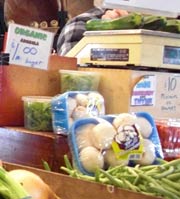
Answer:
[{"xmin": 5, "ymin": 23, "xmax": 55, "ymax": 70}]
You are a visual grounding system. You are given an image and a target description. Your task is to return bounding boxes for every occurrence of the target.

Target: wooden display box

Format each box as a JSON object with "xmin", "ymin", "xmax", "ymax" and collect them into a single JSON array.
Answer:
[
  {"xmin": 0, "ymin": 55, "xmax": 77, "ymax": 126},
  {"xmin": 0, "ymin": 127, "xmax": 71, "ymax": 172},
  {"xmin": 3, "ymin": 162, "xmax": 162, "ymax": 199},
  {"xmin": 79, "ymin": 67, "xmax": 180, "ymax": 119}
]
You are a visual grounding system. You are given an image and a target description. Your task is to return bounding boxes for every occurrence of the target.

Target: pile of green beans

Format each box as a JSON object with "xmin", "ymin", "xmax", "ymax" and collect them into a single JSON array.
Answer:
[{"xmin": 61, "ymin": 155, "xmax": 180, "ymax": 199}]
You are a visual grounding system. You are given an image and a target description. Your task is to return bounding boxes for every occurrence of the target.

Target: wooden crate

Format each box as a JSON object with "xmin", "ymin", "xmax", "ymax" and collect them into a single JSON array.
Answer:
[
  {"xmin": 0, "ymin": 127, "xmax": 70, "ymax": 172},
  {"xmin": 3, "ymin": 162, "xmax": 162, "ymax": 199}
]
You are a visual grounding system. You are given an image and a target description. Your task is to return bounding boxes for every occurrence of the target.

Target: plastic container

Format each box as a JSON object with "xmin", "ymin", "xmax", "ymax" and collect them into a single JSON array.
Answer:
[
  {"xmin": 59, "ymin": 70, "xmax": 100, "ymax": 93},
  {"xmin": 51, "ymin": 91, "xmax": 105, "ymax": 135},
  {"xmin": 22, "ymin": 96, "xmax": 53, "ymax": 131},
  {"xmin": 68, "ymin": 112, "xmax": 163, "ymax": 176},
  {"xmin": 156, "ymin": 118, "xmax": 180, "ymax": 161}
]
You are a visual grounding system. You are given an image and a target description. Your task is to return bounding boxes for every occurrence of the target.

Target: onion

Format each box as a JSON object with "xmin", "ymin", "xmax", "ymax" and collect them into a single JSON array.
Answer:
[{"xmin": 8, "ymin": 169, "xmax": 60, "ymax": 199}]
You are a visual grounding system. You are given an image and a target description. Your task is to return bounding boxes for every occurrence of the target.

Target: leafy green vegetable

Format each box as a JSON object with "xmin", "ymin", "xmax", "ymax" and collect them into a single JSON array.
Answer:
[
  {"xmin": 61, "ymin": 73, "xmax": 99, "ymax": 92},
  {"xmin": 24, "ymin": 101, "xmax": 53, "ymax": 131}
]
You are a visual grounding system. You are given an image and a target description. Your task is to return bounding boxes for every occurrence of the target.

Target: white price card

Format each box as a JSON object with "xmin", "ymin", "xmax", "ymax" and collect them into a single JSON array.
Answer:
[{"xmin": 5, "ymin": 23, "xmax": 55, "ymax": 70}]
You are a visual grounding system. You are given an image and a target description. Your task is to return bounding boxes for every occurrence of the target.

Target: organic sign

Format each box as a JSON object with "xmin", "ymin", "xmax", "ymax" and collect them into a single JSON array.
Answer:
[{"xmin": 5, "ymin": 23, "xmax": 54, "ymax": 70}]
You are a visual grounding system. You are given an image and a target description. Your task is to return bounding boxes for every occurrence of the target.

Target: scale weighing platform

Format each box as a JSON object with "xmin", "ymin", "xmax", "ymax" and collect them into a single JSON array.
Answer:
[{"xmin": 66, "ymin": 29, "xmax": 180, "ymax": 71}]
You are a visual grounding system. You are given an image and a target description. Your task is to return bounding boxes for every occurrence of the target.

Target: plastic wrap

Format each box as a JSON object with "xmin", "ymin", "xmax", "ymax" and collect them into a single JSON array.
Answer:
[
  {"xmin": 68, "ymin": 112, "xmax": 164, "ymax": 176},
  {"xmin": 156, "ymin": 118, "xmax": 180, "ymax": 161},
  {"xmin": 51, "ymin": 91, "xmax": 105, "ymax": 135}
]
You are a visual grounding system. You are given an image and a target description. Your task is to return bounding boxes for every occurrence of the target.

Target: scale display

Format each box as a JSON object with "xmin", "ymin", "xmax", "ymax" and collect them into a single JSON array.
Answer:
[
  {"xmin": 163, "ymin": 46, "xmax": 180, "ymax": 65},
  {"xmin": 91, "ymin": 48, "xmax": 129, "ymax": 61}
]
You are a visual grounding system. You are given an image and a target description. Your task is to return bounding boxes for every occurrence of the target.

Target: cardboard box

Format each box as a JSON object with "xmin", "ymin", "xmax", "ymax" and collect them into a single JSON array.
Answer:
[
  {"xmin": 3, "ymin": 162, "xmax": 162, "ymax": 199},
  {"xmin": 0, "ymin": 55, "xmax": 77, "ymax": 126},
  {"xmin": 79, "ymin": 67, "xmax": 180, "ymax": 119}
]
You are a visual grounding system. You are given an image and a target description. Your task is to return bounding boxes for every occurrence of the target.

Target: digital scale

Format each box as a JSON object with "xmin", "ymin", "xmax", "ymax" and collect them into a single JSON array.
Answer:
[
  {"xmin": 66, "ymin": 29, "xmax": 180, "ymax": 71},
  {"xmin": 66, "ymin": 0, "xmax": 180, "ymax": 71}
]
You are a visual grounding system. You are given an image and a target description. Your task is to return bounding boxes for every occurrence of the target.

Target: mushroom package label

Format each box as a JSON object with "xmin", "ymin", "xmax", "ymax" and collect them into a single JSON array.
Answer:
[{"xmin": 68, "ymin": 112, "xmax": 164, "ymax": 176}]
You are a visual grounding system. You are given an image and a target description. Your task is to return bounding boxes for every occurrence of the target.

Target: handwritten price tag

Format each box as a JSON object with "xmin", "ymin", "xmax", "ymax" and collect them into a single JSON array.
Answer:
[{"xmin": 5, "ymin": 23, "xmax": 55, "ymax": 70}]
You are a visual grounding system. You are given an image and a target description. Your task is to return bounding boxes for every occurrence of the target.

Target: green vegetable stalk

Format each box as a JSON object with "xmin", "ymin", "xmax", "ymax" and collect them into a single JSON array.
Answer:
[{"xmin": 0, "ymin": 166, "xmax": 31, "ymax": 199}]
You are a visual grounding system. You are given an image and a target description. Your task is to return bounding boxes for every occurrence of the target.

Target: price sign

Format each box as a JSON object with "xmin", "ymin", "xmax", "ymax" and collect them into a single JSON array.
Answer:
[
  {"xmin": 5, "ymin": 23, "xmax": 55, "ymax": 70},
  {"xmin": 131, "ymin": 75, "xmax": 156, "ymax": 106}
]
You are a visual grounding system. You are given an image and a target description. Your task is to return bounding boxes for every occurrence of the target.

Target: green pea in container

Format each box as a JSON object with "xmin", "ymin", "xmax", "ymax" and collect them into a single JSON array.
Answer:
[{"xmin": 22, "ymin": 96, "xmax": 53, "ymax": 132}]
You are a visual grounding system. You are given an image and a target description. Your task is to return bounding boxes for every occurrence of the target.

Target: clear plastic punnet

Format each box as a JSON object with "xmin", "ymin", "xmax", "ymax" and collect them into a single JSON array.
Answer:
[
  {"xmin": 156, "ymin": 118, "xmax": 180, "ymax": 161},
  {"xmin": 51, "ymin": 91, "xmax": 105, "ymax": 135}
]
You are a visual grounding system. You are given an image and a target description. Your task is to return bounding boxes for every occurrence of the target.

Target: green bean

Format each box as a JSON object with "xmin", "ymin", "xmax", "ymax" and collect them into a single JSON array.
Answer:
[
  {"xmin": 160, "ymin": 183, "xmax": 180, "ymax": 198},
  {"xmin": 60, "ymin": 166, "xmax": 77, "ymax": 177},
  {"xmin": 122, "ymin": 179, "xmax": 140, "ymax": 192},
  {"xmin": 116, "ymin": 174, "xmax": 136, "ymax": 184},
  {"xmin": 99, "ymin": 169, "xmax": 124, "ymax": 188},
  {"xmin": 132, "ymin": 175, "xmax": 140, "ymax": 185},
  {"xmin": 138, "ymin": 173, "xmax": 160, "ymax": 187},
  {"xmin": 167, "ymin": 173, "xmax": 180, "ymax": 181},
  {"xmin": 106, "ymin": 164, "xmax": 125, "ymax": 175},
  {"xmin": 153, "ymin": 166, "xmax": 174, "ymax": 179},
  {"xmin": 76, "ymin": 173, "xmax": 95, "ymax": 181},
  {"xmin": 161, "ymin": 178, "xmax": 180, "ymax": 191},
  {"xmin": 156, "ymin": 158, "xmax": 168, "ymax": 165},
  {"xmin": 63, "ymin": 154, "xmax": 73, "ymax": 170},
  {"xmin": 139, "ymin": 164, "xmax": 158, "ymax": 171},
  {"xmin": 160, "ymin": 158, "xmax": 180, "ymax": 169},
  {"xmin": 42, "ymin": 160, "xmax": 51, "ymax": 171},
  {"xmin": 95, "ymin": 169, "xmax": 100, "ymax": 182},
  {"xmin": 126, "ymin": 166, "xmax": 139, "ymax": 176},
  {"xmin": 148, "ymin": 183, "xmax": 179, "ymax": 199}
]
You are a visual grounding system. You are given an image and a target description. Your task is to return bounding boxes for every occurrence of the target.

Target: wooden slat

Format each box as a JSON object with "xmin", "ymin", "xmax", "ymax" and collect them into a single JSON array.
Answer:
[{"xmin": 0, "ymin": 127, "xmax": 71, "ymax": 172}]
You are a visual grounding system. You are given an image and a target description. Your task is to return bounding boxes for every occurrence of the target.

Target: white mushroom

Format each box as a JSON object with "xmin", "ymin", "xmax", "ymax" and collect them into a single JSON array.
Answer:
[
  {"xmin": 104, "ymin": 148, "xmax": 129, "ymax": 167},
  {"xmin": 75, "ymin": 93, "xmax": 88, "ymax": 107},
  {"xmin": 136, "ymin": 139, "xmax": 156, "ymax": 165},
  {"xmin": 90, "ymin": 121, "xmax": 117, "ymax": 150},
  {"xmin": 113, "ymin": 113, "xmax": 137, "ymax": 130},
  {"xmin": 72, "ymin": 106, "xmax": 88, "ymax": 120},
  {"xmin": 79, "ymin": 146, "xmax": 104, "ymax": 173},
  {"xmin": 76, "ymin": 123, "xmax": 96, "ymax": 150},
  {"xmin": 135, "ymin": 117, "xmax": 152, "ymax": 138},
  {"xmin": 67, "ymin": 97, "xmax": 77, "ymax": 117}
]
